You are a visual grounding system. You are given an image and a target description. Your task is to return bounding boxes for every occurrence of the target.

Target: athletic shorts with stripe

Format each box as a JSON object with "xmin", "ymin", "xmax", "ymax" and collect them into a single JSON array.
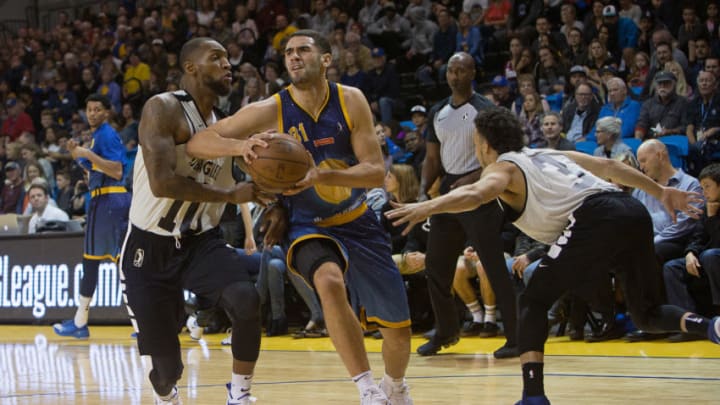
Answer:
[{"xmin": 286, "ymin": 208, "xmax": 411, "ymax": 330}]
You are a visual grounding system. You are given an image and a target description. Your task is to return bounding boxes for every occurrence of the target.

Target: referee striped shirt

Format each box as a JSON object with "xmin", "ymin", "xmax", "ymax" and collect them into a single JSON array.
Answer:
[{"xmin": 427, "ymin": 93, "xmax": 494, "ymax": 175}]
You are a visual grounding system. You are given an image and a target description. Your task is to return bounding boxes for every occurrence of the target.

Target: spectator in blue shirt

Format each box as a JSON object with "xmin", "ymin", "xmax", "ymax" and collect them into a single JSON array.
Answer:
[
  {"xmin": 588, "ymin": 78, "xmax": 641, "ymax": 141},
  {"xmin": 601, "ymin": 5, "xmax": 638, "ymax": 55}
]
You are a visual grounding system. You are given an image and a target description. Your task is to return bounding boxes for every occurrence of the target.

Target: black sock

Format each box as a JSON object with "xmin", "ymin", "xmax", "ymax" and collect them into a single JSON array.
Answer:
[
  {"xmin": 684, "ymin": 313, "xmax": 710, "ymax": 336},
  {"xmin": 522, "ymin": 362, "xmax": 545, "ymax": 397}
]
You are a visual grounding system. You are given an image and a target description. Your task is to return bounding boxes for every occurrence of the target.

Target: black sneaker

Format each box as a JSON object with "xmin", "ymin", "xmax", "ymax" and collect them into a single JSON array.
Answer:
[
  {"xmin": 416, "ymin": 335, "xmax": 459, "ymax": 356},
  {"xmin": 266, "ymin": 317, "xmax": 288, "ymax": 337},
  {"xmin": 493, "ymin": 343, "xmax": 519, "ymax": 359},
  {"xmin": 460, "ymin": 321, "xmax": 485, "ymax": 336},
  {"xmin": 478, "ymin": 322, "xmax": 499, "ymax": 338}
]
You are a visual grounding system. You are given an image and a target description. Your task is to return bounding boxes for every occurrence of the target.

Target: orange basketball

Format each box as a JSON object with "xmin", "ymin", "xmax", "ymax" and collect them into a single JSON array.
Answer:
[{"xmin": 239, "ymin": 133, "xmax": 311, "ymax": 192}]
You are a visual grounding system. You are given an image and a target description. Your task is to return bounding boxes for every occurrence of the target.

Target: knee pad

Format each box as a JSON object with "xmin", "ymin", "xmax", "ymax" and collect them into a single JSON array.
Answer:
[
  {"xmin": 220, "ymin": 281, "xmax": 260, "ymax": 322},
  {"xmin": 149, "ymin": 353, "xmax": 183, "ymax": 396}
]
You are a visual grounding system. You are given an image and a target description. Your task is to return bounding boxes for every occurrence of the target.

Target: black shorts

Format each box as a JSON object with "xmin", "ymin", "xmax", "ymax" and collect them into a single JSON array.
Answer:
[{"xmin": 120, "ymin": 225, "xmax": 255, "ymax": 356}]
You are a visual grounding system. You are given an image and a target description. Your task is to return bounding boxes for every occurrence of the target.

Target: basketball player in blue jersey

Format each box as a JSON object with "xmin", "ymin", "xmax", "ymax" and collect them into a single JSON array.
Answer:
[
  {"xmin": 187, "ymin": 30, "xmax": 413, "ymax": 405},
  {"xmin": 120, "ymin": 37, "xmax": 273, "ymax": 405},
  {"xmin": 387, "ymin": 108, "xmax": 720, "ymax": 405},
  {"xmin": 53, "ymin": 94, "xmax": 131, "ymax": 339}
]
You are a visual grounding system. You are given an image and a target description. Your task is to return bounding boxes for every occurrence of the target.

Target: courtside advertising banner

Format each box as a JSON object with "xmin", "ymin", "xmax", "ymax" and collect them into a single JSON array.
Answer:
[{"xmin": 0, "ymin": 233, "xmax": 129, "ymax": 324}]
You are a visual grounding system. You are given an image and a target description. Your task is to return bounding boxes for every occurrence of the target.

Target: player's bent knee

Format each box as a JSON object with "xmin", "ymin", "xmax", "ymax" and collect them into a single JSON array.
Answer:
[
  {"xmin": 313, "ymin": 266, "xmax": 345, "ymax": 296},
  {"xmin": 149, "ymin": 354, "xmax": 183, "ymax": 395},
  {"xmin": 220, "ymin": 281, "xmax": 260, "ymax": 321}
]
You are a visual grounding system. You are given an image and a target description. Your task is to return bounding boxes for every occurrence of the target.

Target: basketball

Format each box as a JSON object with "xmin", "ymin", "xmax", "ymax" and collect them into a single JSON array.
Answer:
[{"xmin": 239, "ymin": 133, "xmax": 312, "ymax": 192}]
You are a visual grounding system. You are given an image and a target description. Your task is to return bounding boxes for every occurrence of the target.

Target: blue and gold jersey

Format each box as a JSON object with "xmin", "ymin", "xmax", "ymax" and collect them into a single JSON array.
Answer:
[
  {"xmin": 77, "ymin": 122, "xmax": 126, "ymax": 192},
  {"xmin": 275, "ymin": 81, "xmax": 366, "ymax": 226}
]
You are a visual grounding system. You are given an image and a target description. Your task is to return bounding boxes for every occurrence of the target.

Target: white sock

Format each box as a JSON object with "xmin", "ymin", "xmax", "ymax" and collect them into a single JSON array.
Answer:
[
  {"xmin": 352, "ymin": 370, "xmax": 374, "ymax": 394},
  {"xmin": 466, "ymin": 300, "xmax": 484, "ymax": 323},
  {"xmin": 383, "ymin": 373, "xmax": 405, "ymax": 389},
  {"xmin": 484, "ymin": 305, "xmax": 496, "ymax": 324},
  {"xmin": 230, "ymin": 373, "xmax": 252, "ymax": 398},
  {"xmin": 74, "ymin": 295, "xmax": 92, "ymax": 327}
]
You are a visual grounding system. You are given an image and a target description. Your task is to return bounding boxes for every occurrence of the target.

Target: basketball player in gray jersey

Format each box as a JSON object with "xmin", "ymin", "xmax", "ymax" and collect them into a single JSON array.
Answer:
[
  {"xmin": 387, "ymin": 108, "xmax": 720, "ymax": 405},
  {"xmin": 120, "ymin": 37, "xmax": 273, "ymax": 405}
]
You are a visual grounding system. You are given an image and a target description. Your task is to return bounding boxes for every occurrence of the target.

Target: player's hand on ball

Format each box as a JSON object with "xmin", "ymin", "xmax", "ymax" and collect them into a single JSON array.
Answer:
[
  {"xmin": 260, "ymin": 204, "xmax": 287, "ymax": 247},
  {"xmin": 283, "ymin": 152, "xmax": 317, "ymax": 196},
  {"xmin": 238, "ymin": 137, "xmax": 269, "ymax": 165}
]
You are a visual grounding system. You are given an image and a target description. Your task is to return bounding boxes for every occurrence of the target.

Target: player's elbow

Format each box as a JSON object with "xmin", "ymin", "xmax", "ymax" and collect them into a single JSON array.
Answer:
[
  {"xmin": 148, "ymin": 175, "xmax": 174, "ymax": 199},
  {"xmin": 368, "ymin": 164, "xmax": 385, "ymax": 187}
]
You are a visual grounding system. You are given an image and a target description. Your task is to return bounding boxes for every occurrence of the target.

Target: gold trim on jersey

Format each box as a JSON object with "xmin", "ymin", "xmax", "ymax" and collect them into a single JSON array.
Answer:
[
  {"xmin": 286, "ymin": 81, "xmax": 331, "ymax": 122},
  {"xmin": 273, "ymin": 93, "xmax": 283, "ymax": 132},
  {"xmin": 315, "ymin": 202, "xmax": 367, "ymax": 227},
  {"xmin": 285, "ymin": 233, "xmax": 349, "ymax": 290},
  {"xmin": 83, "ymin": 253, "xmax": 120, "ymax": 263},
  {"xmin": 91, "ymin": 186, "xmax": 128, "ymax": 198},
  {"xmin": 336, "ymin": 84, "xmax": 353, "ymax": 131}
]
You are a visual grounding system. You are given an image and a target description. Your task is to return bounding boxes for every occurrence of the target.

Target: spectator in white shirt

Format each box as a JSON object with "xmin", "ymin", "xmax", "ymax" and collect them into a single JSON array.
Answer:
[{"xmin": 28, "ymin": 183, "xmax": 69, "ymax": 234}]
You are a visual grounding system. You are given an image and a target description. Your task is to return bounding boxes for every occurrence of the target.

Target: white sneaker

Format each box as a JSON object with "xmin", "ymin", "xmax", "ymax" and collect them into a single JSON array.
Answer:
[
  {"xmin": 221, "ymin": 332, "xmax": 232, "ymax": 346},
  {"xmin": 379, "ymin": 379, "xmax": 413, "ymax": 405},
  {"xmin": 154, "ymin": 386, "xmax": 182, "ymax": 405},
  {"xmin": 186, "ymin": 315, "xmax": 203, "ymax": 340},
  {"xmin": 226, "ymin": 382, "xmax": 257, "ymax": 404},
  {"xmin": 360, "ymin": 385, "xmax": 390, "ymax": 405}
]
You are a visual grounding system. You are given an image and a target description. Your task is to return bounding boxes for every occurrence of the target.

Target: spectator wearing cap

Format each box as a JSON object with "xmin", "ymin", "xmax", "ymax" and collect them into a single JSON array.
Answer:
[
  {"xmin": 602, "ymin": 4, "xmax": 639, "ymax": 59},
  {"xmin": 590, "ymin": 77, "xmax": 642, "ymax": 141},
  {"xmin": 593, "ymin": 116, "xmax": 632, "ymax": 159},
  {"xmin": 409, "ymin": 105, "xmax": 428, "ymax": 137},
  {"xmin": 1, "ymin": 98, "xmax": 35, "ymax": 142},
  {"xmin": 561, "ymin": 82, "xmax": 600, "ymax": 143},
  {"xmin": 490, "ymin": 75, "xmax": 513, "ymax": 108},
  {"xmin": 367, "ymin": 47, "xmax": 401, "ymax": 123},
  {"xmin": 366, "ymin": 2, "xmax": 411, "ymax": 61},
  {"xmin": 0, "ymin": 161, "xmax": 24, "ymax": 214},
  {"xmin": 565, "ymin": 65, "xmax": 597, "ymax": 105},
  {"xmin": 635, "ymin": 71, "xmax": 689, "ymax": 140}
]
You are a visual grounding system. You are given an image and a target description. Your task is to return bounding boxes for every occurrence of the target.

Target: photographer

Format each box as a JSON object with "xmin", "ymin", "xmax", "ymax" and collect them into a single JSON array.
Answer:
[{"xmin": 69, "ymin": 179, "xmax": 88, "ymax": 219}]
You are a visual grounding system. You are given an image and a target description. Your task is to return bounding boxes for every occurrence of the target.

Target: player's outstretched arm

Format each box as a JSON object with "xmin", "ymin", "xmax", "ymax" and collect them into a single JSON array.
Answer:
[
  {"xmin": 386, "ymin": 162, "xmax": 514, "ymax": 235},
  {"xmin": 139, "ymin": 95, "xmax": 271, "ymax": 204},
  {"xmin": 186, "ymin": 98, "xmax": 279, "ymax": 161},
  {"xmin": 564, "ymin": 151, "xmax": 704, "ymax": 221}
]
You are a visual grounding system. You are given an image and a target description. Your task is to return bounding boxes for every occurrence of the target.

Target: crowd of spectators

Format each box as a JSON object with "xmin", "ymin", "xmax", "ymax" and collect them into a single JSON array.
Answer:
[{"xmin": 0, "ymin": 0, "xmax": 719, "ymax": 340}]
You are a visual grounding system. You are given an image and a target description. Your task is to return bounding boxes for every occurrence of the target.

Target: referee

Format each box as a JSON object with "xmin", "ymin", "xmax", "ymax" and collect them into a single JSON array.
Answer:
[{"xmin": 418, "ymin": 52, "xmax": 518, "ymax": 358}]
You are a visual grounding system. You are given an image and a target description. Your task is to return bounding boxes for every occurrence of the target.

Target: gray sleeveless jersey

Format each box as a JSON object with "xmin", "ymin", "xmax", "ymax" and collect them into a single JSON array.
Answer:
[
  {"xmin": 497, "ymin": 148, "xmax": 620, "ymax": 244},
  {"xmin": 129, "ymin": 91, "xmax": 234, "ymax": 236}
]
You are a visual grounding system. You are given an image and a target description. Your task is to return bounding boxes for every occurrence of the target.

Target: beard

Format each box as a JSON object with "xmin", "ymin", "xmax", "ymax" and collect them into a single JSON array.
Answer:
[{"xmin": 205, "ymin": 77, "xmax": 232, "ymax": 96}]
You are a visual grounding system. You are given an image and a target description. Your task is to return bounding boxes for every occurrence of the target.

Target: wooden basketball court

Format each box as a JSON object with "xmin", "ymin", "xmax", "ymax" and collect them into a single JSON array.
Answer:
[{"xmin": 1, "ymin": 325, "xmax": 718, "ymax": 404}]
